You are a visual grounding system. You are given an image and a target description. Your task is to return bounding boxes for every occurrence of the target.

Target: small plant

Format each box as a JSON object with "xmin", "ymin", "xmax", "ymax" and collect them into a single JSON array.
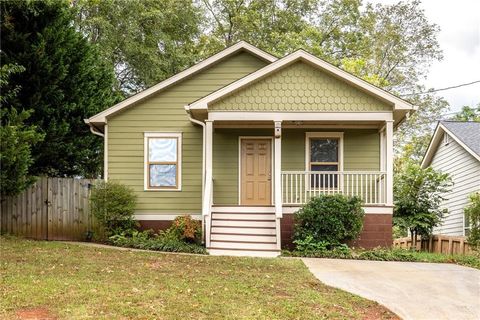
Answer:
[
  {"xmin": 465, "ymin": 193, "xmax": 480, "ymax": 249},
  {"xmin": 169, "ymin": 215, "xmax": 202, "ymax": 243},
  {"xmin": 90, "ymin": 180, "xmax": 137, "ymax": 237},
  {"xmin": 293, "ymin": 194, "xmax": 364, "ymax": 246},
  {"xmin": 394, "ymin": 162, "xmax": 452, "ymax": 248},
  {"xmin": 108, "ymin": 229, "xmax": 206, "ymax": 254}
]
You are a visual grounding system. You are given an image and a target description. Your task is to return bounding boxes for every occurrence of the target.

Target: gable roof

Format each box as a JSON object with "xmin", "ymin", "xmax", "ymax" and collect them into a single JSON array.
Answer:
[
  {"xmin": 188, "ymin": 49, "xmax": 415, "ymax": 112},
  {"xmin": 85, "ymin": 41, "xmax": 277, "ymax": 127},
  {"xmin": 421, "ymin": 121, "xmax": 480, "ymax": 168}
]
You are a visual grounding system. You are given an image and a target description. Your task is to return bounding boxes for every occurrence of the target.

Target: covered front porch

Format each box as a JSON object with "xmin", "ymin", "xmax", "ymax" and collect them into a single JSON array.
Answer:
[{"xmin": 198, "ymin": 112, "xmax": 395, "ymax": 254}]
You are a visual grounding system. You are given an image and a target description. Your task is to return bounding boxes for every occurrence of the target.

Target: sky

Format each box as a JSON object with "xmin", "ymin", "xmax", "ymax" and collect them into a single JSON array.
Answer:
[{"xmin": 368, "ymin": 0, "xmax": 480, "ymax": 113}]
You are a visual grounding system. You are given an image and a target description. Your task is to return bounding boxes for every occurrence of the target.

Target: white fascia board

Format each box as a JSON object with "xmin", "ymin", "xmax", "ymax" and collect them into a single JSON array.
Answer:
[
  {"xmin": 421, "ymin": 123, "xmax": 480, "ymax": 168},
  {"xmin": 208, "ymin": 111, "xmax": 393, "ymax": 122},
  {"xmin": 421, "ymin": 123, "xmax": 444, "ymax": 168},
  {"xmin": 87, "ymin": 41, "xmax": 277, "ymax": 124},
  {"xmin": 189, "ymin": 50, "xmax": 414, "ymax": 111}
]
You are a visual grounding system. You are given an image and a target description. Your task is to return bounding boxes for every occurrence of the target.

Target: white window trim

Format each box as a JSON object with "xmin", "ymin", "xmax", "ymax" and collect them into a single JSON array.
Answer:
[
  {"xmin": 305, "ymin": 132, "xmax": 344, "ymax": 190},
  {"xmin": 144, "ymin": 132, "xmax": 182, "ymax": 191}
]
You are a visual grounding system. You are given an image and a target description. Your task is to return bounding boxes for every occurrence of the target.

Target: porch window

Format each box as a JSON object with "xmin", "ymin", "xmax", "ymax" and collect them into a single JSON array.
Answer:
[
  {"xmin": 306, "ymin": 132, "xmax": 343, "ymax": 188},
  {"xmin": 144, "ymin": 132, "xmax": 182, "ymax": 190}
]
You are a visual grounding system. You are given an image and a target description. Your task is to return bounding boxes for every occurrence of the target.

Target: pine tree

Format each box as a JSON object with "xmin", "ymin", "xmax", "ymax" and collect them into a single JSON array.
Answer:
[{"xmin": 1, "ymin": 0, "xmax": 120, "ymax": 178}]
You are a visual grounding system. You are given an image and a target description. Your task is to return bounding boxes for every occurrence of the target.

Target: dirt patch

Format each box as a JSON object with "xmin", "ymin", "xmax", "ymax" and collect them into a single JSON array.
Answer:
[
  {"xmin": 16, "ymin": 308, "xmax": 57, "ymax": 320},
  {"xmin": 361, "ymin": 305, "xmax": 399, "ymax": 320}
]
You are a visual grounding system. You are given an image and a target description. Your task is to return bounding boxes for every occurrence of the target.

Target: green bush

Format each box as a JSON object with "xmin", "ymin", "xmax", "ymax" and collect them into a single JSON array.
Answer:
[
  {"xmin": 109, "ymin": 229, "xmax": 206, "ymax": 254},
  {"xmin": 465, "ymin": 193, "xmax": 480, "ymax": 249},
  {"xmin": 293, "ymin": 194, "xmax": 364, "ymax": 246},
  {"xmin": 90, "ymin": 180, "xmax": 137, "ymax": 236}
]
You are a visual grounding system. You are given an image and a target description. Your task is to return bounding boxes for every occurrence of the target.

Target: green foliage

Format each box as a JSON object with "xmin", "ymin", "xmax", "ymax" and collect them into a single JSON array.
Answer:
[
  {"xmin": 90, "ymin": 181, "xmax": 137, "ymax": 236},
  {"xmin": 283, "ymin": 247, "xmax": 480, "ymax": 270},
  {"xmin": 290, "ymin": 236, "xmax": 352, "ymax": 258},
  {"xmin": 108, "ymin": 225, "xmax": 206, "ymax": 255},
  {"xmin": 394, "ymin": 162, "xmax": 452, "ymax": 245},
  {"xmin": 169, "ymin": 215, "xmax": 202, "ymax": 244},
  {"xmin": 74, "ymin": 0, "xmax": 202, "ymax": 94},
  {"xmin": 452, "ymin": 105, "xmax": 480, "ymax": 122},
  {"xmin": 1, "ymin": 0, "xmax": 120, "ymax": 178},
  {"xmin": 0, "ymin": 64, "xmax": 44, "ymax": 197},
  {"xmin": 465, "ymin": 193, "xmax": 480, "ymax": 249},
  {"xmin": 293, "ymin": 194, "xmax": 364, "ymax": 246}
]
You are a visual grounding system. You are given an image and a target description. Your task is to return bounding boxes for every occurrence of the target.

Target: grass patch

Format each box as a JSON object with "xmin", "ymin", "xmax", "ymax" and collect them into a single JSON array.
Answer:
[
  {"xmin": 0, "ymin": 236, "xmax": 397, "ymax": 319},
  {"xmin": 283, "ymin": 247, "xmax": 480, "ymax": 270}
]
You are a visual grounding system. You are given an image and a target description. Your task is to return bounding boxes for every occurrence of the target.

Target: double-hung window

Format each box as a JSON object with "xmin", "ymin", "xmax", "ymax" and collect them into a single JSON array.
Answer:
[
  {"xmin": 306, "ymin": 132, "xmax": 343, "ymax": 188},
  {"xmin": 144, "ymin": 132, "xmax": 182, "ymax": 190}
]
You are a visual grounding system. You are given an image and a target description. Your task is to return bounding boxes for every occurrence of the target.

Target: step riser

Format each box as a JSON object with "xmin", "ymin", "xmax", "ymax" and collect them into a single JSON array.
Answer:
[
  {"xmin": 211, "ymin": 227, "xmax": 276, "ymax": 235},
  {"xmin": 210, "ymin": 234, "xmax": 276, "ymax": 242},
  {"xmin": 211, "ymin": 220, "xmax": 276, "ymax": 228},
  {"xmin": 212, "ymin": 213, "xmax": 275, "ymax": 220},
  {"xmin": 210, "ymin": 241, "xmax": 277, "ymax": 250},
  {"xmin": 208, "ymin": 249, "xmax": 280, "ymax": 257},
  {"xmin": 212, "ymin": 207, "xmax": 275, "ymax": 213}
]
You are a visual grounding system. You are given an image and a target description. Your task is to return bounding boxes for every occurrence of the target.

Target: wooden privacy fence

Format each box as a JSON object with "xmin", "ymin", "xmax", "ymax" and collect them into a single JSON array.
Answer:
[
  {"xmin": 393, "ymin": 235, "xmax": 472, "ymax": 255},
  {"xmin": 1, "ymin": 177, "xmax": 98, "ymax": 241}
]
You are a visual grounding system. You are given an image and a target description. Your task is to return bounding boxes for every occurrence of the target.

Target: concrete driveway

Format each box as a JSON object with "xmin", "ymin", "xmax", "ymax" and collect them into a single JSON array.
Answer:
[{"xmin": 302, "ymin": 258, "xmax": 480, "ymax": 320}]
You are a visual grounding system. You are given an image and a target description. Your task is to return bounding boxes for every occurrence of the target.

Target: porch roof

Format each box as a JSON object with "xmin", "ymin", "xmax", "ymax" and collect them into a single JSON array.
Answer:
[{"xmin": 187, "ymin": 50, "xmax": 416, "ymax": 125}]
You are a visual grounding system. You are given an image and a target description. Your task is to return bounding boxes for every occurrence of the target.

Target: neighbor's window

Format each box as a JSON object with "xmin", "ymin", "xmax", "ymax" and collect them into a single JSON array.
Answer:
[
  {"xmin": 307, "ymin": 133, "xmax": 343, "ymax": 188},
  {"xmin": 145, "ymin": 133, "xmax": 182, "ymax": 190}
]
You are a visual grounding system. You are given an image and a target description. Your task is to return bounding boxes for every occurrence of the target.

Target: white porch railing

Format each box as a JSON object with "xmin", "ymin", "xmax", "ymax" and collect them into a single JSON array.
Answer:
[{"xmin": 281, "ymin": 171, "xmax": 387, "ymax": 205}]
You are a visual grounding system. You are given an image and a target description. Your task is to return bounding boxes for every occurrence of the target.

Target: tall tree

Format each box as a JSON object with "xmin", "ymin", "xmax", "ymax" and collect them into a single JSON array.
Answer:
[
  {"xmin": 1, "ymin": 0, "xmax": 119, "ymax": 178},
  {"xmin": 0, "ymin": 64, "xmax": 44, "ymax": 196},
  {"xmin": 452, "ymin": 104, "xmax": 480, "ymax": 122},
  {"xmin": 74, "ymin": 0, "xmax": 203, "ymax": 94}
]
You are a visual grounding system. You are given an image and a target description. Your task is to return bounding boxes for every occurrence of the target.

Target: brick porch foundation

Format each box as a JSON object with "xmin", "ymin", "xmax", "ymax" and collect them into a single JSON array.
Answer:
[{"xmin": 280, "ymin": 213, "xmax": 393, "ymax": 250}]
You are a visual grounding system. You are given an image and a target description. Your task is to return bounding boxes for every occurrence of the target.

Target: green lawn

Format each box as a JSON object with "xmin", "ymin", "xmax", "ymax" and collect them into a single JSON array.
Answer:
[{"xmin": 0, "ymin": 237, "xmax": 397, "ymax": 320}]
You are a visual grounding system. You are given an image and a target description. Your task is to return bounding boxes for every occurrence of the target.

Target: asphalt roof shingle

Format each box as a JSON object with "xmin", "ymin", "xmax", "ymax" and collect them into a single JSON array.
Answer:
[{"xmin": 440, "ymin": 121, "xmax": 480, "ymax": 157}]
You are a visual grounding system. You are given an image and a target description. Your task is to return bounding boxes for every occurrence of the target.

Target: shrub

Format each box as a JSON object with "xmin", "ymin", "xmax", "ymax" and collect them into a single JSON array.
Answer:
[
  {"xmin": 90, "ymin": 180, "xmax": 137, "ymax": 236},
  {"xmin": 394, "ymin": 161, "xmax": 451, "ymax": 247},
  {"xmin": 169, "ymin": 215, "xmax": 202, "ymax": 244},
  {"xmin": 109, "ymin": 229, "xmax": 206, "ymax": 254},
  {"xmin": 466, "ymin": 193, "xmax": 480, "ymax": 249},
  {"xmin": 293, "ymin": 194, "xmax": 364, "ymax": 246}
]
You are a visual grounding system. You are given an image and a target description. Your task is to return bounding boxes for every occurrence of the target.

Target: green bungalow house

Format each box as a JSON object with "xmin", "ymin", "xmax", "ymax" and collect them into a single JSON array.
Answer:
[{"xmin": 85, "ymin": 41, "xmax": 415, "ymax": 257}]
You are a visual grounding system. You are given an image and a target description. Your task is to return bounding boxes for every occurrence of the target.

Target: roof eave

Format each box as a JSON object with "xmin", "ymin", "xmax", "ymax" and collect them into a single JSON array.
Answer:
[{"xmin": 87, "ymin": 41, "xmax": 277, "ymax": 125}]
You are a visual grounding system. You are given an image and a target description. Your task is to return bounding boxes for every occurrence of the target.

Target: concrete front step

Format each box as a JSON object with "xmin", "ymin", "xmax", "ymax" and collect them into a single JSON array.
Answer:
[
  {"xmin": 210, "ymin": 240, "xmax": 277, "ymax": 250},
  {"xmin": 210, "ymin": 233, "xmax": 276, "ymax": 243},
  {"xmin": 208, "ymin": 248, "xmax": 280, "ymax": 257},
  {"xmin": 211, "ymin": 226, "xmax": 276, "ymax": 235}
]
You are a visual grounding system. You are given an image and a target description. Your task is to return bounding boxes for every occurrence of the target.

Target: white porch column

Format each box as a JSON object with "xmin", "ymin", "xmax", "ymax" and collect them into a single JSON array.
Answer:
[
  {"xmin": 203, "ymin": 120, "xmax": 213, "ymax": 247},
  {"xmin": 385, "ymin": 120, "xmax": 394, "ymax": 206},
  {"xmin": 274, "ymin": 121, "xmax": 282, "ymax": 218}
]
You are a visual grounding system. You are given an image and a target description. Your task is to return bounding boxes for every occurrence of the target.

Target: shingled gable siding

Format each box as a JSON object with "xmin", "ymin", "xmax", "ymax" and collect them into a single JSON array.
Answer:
[
  {"xmin": 107, "ymin": 52, "xmax": 268, "ymax": 214},
  {"xmin": 212, "ymin": 128, "xmax": 380, "ymax": 205},
  {"xmin": 210, "ymin": 61, "xmax": 392, "ymax": 112}
]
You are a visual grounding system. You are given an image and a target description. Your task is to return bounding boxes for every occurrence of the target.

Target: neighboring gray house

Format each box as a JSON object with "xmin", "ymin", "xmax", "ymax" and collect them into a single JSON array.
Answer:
[{"xmin": 422, "ymin": 121, "xmax": 480, "ymax": 236}]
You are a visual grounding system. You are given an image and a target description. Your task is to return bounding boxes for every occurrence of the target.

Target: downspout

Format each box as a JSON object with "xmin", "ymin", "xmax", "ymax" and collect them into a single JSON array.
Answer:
[
  {"xmin": 185, "ymin": 106, "xmax": 207, "ymax": 243},
  {"xmin": 84, "ymin": 119, "xmax": 105, "ymax": 138},
  {"xmin": 184, "ymin": 106, "xmax": 206, "ymax": 201}
]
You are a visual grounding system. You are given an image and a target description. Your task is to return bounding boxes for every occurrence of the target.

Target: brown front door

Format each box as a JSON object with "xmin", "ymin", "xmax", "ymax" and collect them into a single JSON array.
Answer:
[{"xmin": 240, "ymin": 139, "xmax": 272, "ymax": 205}]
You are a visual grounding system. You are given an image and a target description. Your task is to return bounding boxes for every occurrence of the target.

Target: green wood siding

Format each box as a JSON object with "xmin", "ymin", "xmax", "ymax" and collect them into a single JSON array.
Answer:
[
  {"xmin": 107, "ymin": 52, "xmax": 268, "ymax": 214},
  {"xmin": 212, "ymin": 128, "xmax": 380, "ymax": 205},
  {"xmin": 210, "ymin": 62, "xmax": 392, "ymax": 112}
]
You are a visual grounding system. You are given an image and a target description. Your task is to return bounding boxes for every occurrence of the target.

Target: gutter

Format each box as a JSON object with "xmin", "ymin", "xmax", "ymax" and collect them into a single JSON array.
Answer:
[{"xmin": 84, "ymin": 119, "xmax": 105, "ymax": 137}]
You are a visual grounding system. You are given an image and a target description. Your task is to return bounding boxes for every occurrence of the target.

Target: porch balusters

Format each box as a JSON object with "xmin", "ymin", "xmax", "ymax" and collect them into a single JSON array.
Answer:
[{"xmin": 281, "ymin": 171, "xmax": 387, "ymax": 206}]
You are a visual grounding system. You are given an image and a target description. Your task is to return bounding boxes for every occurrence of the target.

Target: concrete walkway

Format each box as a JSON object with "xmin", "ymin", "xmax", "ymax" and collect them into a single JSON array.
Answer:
[{"xmin": 302, "ymin": 258, "xmax": 480, "ymax": 320}]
